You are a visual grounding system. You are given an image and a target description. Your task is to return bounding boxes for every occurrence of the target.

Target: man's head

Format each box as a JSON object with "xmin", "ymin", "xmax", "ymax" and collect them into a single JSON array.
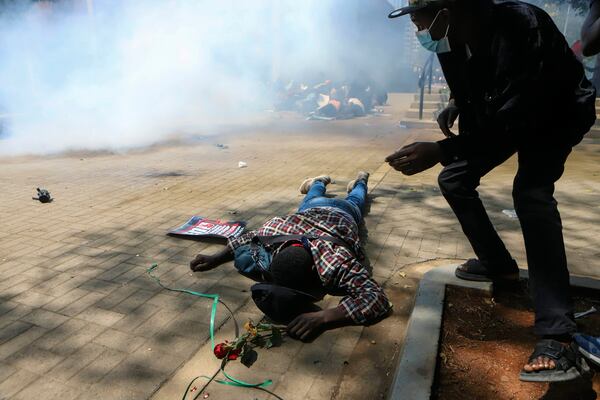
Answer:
[
  {"xmin": 410, "ymin": 6, "xmax": 450, "ymax": 41},
  {"xmin": 270, "ymin": 244, "xmax": 321, "ymax": 295},
  {"xmin": 389, "ymin": 0, "xmax": 493, "ymax": 47},
  {"xmin": 250, "ymin": 243, "xmax": 323, "ymax": 324}
]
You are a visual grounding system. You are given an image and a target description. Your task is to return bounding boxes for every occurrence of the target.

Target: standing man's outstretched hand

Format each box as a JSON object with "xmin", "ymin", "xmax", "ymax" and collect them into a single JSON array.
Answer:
[{"xmin": 385, "ymin": 142, "xmax": 443, "ymax": 175}]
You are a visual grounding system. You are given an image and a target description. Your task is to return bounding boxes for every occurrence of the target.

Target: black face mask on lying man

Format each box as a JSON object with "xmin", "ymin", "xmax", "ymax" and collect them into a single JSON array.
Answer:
[{"xmin": 251, "ymin": 283, "xmax": 323, "ymax": 324}]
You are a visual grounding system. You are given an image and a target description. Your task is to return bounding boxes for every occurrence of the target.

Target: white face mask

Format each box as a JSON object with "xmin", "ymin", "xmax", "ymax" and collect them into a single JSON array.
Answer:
[{"xmin": 416, "ymin": 10, "xmax": 451, "ymax": 54}]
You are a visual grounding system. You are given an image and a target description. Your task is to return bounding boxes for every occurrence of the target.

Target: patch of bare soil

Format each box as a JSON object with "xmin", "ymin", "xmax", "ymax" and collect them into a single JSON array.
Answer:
[{"xmin": 434, "ymin": 284, "xmax": 600, "ymax": 400}]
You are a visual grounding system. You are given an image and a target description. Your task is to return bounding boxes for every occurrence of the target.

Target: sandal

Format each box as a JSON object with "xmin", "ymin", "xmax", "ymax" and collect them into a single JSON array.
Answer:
[
  {"xmin": 519, "ymin": 339, "xmax": 590, "ymax": 382},
  {"xmin": 455, "ymin": 258, "xmax": 519, "ymax": 282}
]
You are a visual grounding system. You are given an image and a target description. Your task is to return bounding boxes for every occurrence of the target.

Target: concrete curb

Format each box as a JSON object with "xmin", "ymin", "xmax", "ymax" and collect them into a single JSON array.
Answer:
[
  {"xmin": 388, "ymin": 265, "xmax": 600, "ymax": 400},
  {"xmin": 387, "ymin": 264, "xmax": 491, "ymax": 400}
]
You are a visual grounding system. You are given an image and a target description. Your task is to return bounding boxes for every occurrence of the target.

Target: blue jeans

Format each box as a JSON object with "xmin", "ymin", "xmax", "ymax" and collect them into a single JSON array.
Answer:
[{"xmin": 297, "ymin": 180, "xmax": 367, "ymax": 224}]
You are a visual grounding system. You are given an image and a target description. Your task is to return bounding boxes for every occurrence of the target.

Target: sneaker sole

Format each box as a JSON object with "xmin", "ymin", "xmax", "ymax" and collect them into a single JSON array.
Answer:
[
  {"xmin": 455, "ymin": 268, "xmax": 493, "ymax": 282},
  {"xmin": 455, "ymin": 268, "xmax": 520, "ymax": 283},
  {"xmin": 299, "ymin": 176, "xmax": 331, "ymax": 194},
  {"xmin": 579, "ymin": 346, "xmax": 600, "ymax": 367}
]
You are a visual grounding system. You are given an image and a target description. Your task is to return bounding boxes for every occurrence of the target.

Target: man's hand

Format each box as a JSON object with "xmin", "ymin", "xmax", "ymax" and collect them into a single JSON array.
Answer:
[
  {"xmin": 287, "ymin": 311, "xmax": 326, "ymax": 341},
  {"xmin": 190, "ymin": 254, "xmax": 218, "ymax": 272},
  {"xmin": 437, "ymin": 100, "xmax": 459, "ymax": 138},
  {"xmin": 190, "ymin": 247, "xmax": 234, "ymax": 272},
  {"xmin": 287, "ymin": 306, "xmax": 350, "ymax": 342},
  {"xmin": 385, "ymin": 142, "xmax": 443, "ymax": 175}
]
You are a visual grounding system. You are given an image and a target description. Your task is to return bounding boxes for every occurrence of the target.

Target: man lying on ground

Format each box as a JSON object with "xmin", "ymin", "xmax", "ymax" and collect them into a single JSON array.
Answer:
[{"xmin": 189, "ymin": 172, "xmax": 391, "ymax": 341}]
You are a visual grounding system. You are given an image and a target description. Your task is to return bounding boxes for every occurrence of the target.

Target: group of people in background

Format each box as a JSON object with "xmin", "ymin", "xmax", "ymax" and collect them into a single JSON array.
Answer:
[{"xmin": 273, "ymin": 78, "xmax": 388, "ymax": 120}]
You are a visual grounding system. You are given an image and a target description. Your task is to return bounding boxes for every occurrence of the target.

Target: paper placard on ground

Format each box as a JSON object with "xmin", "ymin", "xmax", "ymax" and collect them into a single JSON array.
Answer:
[{"xmin": 168, "ymin": 216, "xmax": 246, "ymax": 239}]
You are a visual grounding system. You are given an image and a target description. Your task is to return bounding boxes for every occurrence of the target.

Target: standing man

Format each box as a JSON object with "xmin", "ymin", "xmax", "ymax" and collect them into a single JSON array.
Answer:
[{"xmin": 387, "ymin": 0, "xmax": 595, "ymax": 382}]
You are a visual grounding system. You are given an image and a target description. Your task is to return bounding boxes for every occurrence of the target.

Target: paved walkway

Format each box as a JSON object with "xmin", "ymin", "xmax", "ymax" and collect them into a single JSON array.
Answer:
[{"xmin": 1, "ymin": 95, "xmax": 599, "ymax": 399}]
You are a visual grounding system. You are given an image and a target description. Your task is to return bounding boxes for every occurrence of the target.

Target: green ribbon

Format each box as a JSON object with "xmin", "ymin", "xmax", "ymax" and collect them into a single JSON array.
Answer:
[
  {"xmin": 184, "ymin": 372, "xmax": 274, "ymax": 400},
  {"xmin": 145, "ymin": 264, "xmax": 272, "ymax": 398},
  {"xmin": 220, "ymin": 368, "xmax": 272, "ymax": 388}
]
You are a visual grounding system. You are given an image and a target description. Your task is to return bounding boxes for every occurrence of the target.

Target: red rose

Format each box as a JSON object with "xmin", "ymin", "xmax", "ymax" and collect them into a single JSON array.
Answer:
[{"xmin": 213, "ymin": 343, "xmax": 229, "ymax": 359}]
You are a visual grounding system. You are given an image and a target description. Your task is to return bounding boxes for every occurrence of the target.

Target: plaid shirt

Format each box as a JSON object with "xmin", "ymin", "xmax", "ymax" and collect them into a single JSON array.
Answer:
[{"xmin": 228, "ymin": 207, "xmax": 391, "ymax": 324}]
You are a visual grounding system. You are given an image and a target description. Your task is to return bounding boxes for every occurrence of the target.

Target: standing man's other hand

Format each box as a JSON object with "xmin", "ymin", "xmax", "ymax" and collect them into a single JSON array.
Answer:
[
  {"xmin": 437, "ymin": 99, "xmax": 459, "ymax": 138},
  {"xmin": 385, "ymin": 142, "xmax": 443, "ymax": 175}
]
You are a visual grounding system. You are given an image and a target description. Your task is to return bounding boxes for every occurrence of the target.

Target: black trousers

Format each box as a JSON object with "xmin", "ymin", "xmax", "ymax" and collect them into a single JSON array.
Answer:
[{"xmin": 438, "ymin": 145, "xmax": 576, "ymax": 335}]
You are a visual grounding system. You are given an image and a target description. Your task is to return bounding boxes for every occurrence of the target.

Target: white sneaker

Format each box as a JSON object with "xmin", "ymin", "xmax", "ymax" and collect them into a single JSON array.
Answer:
[
  {"xmin": 299, "ymin": 175, "xmax": 332, "ymax": 194},
  {"xmin": 347, "ymin": 171, "xmax": 370, "ymax": 193}
]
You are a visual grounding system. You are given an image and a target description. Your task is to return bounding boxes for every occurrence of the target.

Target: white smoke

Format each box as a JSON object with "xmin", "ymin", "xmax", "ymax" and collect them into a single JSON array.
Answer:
[{"xmin": 0, "ymin": 0, "xmax": 401, "ymax": 155}]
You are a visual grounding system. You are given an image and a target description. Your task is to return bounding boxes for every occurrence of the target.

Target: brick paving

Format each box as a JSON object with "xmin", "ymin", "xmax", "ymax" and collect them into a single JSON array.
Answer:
[{"xmin": 1, "ymin": 94, "xmax": 600, "ymax": 399}]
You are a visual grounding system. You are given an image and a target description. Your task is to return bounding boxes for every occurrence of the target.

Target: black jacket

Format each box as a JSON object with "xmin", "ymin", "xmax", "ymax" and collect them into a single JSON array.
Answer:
[{"xmin": 437, "ymin": 0, "xmax": 596, "ymax": 162}]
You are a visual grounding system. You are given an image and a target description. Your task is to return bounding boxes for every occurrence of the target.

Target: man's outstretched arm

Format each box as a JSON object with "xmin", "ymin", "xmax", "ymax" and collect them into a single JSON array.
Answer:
[
  {"xmin": 190, "ymin": 230, "xmax": 259, "ymax": 272},
  {"xmin": 288, "ymin": 259, "xmax": 392, "ymax": 341},
  {"xmin": 190, "ymin": 247, "xmax": 234, "ymax": 272},
  {"xmin": 287, "ymin": 306, "xmax": 351, "ymax": 341}
]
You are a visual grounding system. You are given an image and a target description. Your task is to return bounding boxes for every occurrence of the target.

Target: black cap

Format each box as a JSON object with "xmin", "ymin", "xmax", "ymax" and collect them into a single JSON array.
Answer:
[{"xmin": 388, "ymin": 0, "xmax": 445, "ymax": 18}]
